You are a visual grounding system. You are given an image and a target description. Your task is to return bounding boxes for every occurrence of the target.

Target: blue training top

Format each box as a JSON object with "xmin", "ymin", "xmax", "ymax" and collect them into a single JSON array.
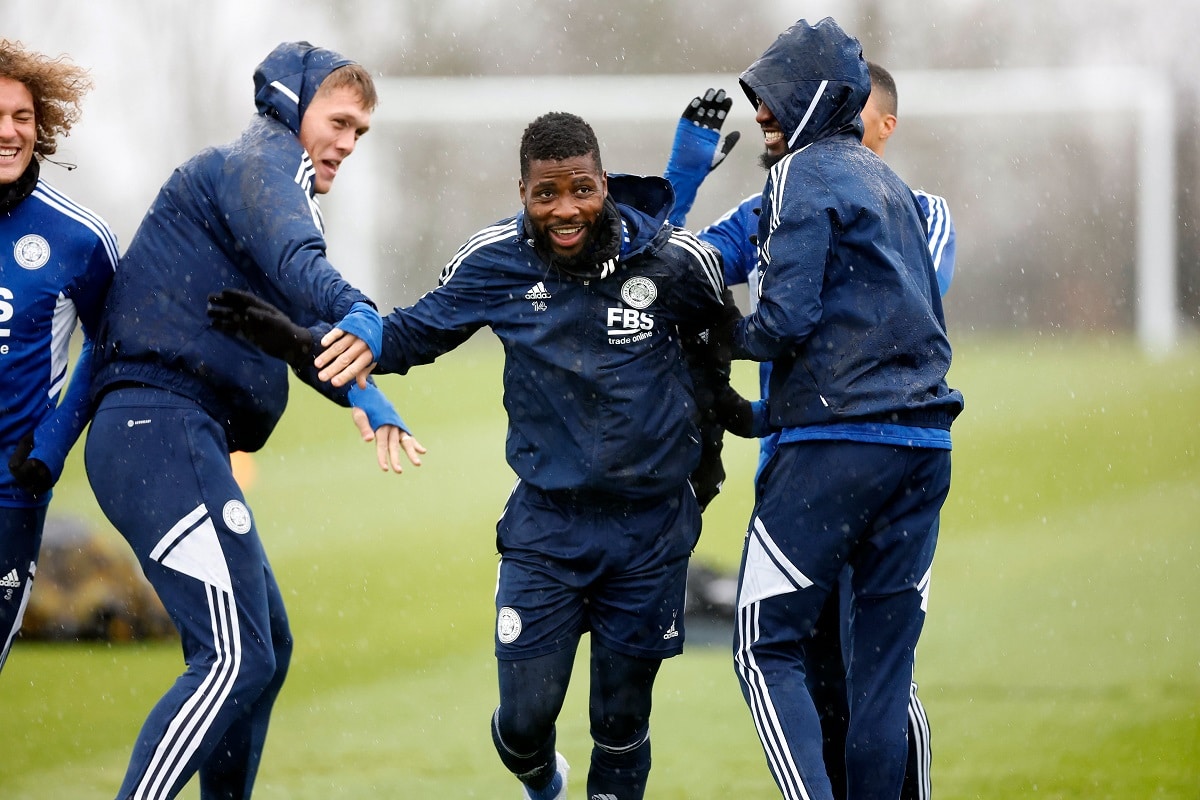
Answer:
[
  {"xmin": 375, "ymin": 174, "xmax": 728, "ymax": 500},
  {"xmin": 1, "ymin": 173, "xmax": 117, "ymax": 507}
]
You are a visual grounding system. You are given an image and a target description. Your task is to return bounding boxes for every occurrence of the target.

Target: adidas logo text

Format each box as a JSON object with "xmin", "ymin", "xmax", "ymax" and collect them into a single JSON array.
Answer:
[{"xmin": 525, "ymin": 282, "xmax": 552, "ymax": 300}]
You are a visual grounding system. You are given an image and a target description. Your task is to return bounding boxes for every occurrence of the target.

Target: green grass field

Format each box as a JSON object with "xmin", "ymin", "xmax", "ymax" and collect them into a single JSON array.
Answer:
[{"xmin": 2, "ymin": 335, "xmax": 1198, "ymax": 798}]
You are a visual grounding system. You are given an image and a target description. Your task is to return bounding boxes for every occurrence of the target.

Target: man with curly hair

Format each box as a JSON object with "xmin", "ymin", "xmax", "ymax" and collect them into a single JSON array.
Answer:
[{"xmin": 0, "ymin": 40, "xmax": 117, "ymax": 673}]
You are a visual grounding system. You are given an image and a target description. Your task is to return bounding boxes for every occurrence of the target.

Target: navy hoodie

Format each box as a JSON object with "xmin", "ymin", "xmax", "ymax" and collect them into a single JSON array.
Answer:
[
  {"xmin": 92, "ymin": 42, "xmax": 372, "ymax": 451},
  {"xmin": 735, "ymin": 18, "xmax": 963, "ymax": 436}
]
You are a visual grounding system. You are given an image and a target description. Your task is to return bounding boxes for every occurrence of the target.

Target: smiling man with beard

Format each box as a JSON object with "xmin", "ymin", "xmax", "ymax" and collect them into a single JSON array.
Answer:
[
  {"xmin": 330, "ymin": 111, "xmax": 733, "ymax": 800},
  {"xmin": 211, "ymin": 110, "xmax": 737, "ymax": 800}
]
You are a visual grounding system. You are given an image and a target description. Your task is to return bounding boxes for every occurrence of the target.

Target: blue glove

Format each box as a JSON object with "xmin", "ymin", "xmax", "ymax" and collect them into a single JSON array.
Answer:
[
  {"xmin": 347, "ymin": 382, "xmax": 407, "ymax": 433},
  {"xmin": 334, "ymin": 301, "xmax": 383, "ymax": 361},
  {"xmin": 664, "ymin": 88, "xmax": 741, "ymax": 227}
]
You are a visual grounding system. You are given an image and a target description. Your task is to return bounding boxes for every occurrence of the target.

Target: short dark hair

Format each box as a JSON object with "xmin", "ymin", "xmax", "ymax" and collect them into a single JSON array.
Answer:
[
  {"xmin": 519, "ymin": 112, "xmax": 602, "ymax": 179},
  {"xmin": 867, "ymin": 61, "xmax": 898, "ymax": 117}
]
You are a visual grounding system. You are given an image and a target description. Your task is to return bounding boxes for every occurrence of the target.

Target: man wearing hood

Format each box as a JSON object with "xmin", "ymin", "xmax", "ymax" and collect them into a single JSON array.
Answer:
[
  {"xmin": 663, "ymin": 63, "xmax": 957, "ymax": 800},
  {"xmin": 84, "ymin": 42, "xmax": 423, "ymax": 799},
  {"xmin": 221, "ymin": 110, "xmax": 732, "ymax": 799},
  {"xmin": 722, "ymin": 19, "xmax": 964, "ymax": 800}
]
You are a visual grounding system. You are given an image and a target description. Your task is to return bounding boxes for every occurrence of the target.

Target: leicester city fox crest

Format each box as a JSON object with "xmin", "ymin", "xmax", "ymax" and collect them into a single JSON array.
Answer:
[
  {"xmin": 14, "ymin": 234, "xmax": 50, "ymax": 270},
  {"xmin": 620, "ymin": 276, "xmax": 657, "ymax": 309},
  {"xmin": 497, "ymin": 606, "xmax": 522, "ymax": 643},
  {"xmin": 222, "ymin": 500, "xmax": 253, "ymax": 534}
]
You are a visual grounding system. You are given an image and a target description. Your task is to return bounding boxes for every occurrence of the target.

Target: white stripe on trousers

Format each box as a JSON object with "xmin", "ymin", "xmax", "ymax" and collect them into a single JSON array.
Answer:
[
  {"xmin": 133, "ymin": 583, "xmax": 241, "ymax": 799},
  {"xmin": 734, "ymin": 600, "xmax": 813, "ymax": 800},
  {"xmin": 908, "ymin": 682, "xmax": 932, "ymax": 800}
]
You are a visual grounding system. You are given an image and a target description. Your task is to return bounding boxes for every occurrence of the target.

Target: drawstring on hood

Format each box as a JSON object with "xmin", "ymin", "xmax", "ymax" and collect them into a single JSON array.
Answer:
[
  {"xmin": 252, "ymin": 41, "xmax": 355, "ymax": 135},
  {"xmin": 739, "ymin": 17, "xmax": 870, "ymax": 154}
]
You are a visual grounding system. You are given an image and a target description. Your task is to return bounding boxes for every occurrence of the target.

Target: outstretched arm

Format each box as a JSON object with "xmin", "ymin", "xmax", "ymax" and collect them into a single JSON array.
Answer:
[
  {"xmin": 207, "ymin": 289, "xmax": 424, "ymax": 472},
  {"xmin": 663, "ymin": 88, "xmax": 740, "ymax": 227}
]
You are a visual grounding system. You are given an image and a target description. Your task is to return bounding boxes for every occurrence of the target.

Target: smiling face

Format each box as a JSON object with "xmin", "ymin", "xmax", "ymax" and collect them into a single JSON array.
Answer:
[
  {"xmin": 297, "ymin": 85, "xmax": 371, "ymax": 194},
  {"xmin": 752, "ymin": 99, "xmax": 791, "ymax": 171},
  {"xmin": 0, "ymin": 76, "xmax": 37, "ymax": 185},
  {"xmin": 519, "ymin": 153, "xmax": 608, "ymax": 259}
]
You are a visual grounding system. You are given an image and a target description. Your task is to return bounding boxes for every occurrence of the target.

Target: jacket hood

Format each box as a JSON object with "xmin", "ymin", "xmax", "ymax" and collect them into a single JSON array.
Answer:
[
  {"xmin": 739, "ymin": 17, "xmax": 869, "ymax": 153},
  {"xmin": 253, "ymin": 41, "xmax": 355, "ymax": 135},
  {"xmin": 607, "ymin": 173, "xmax": 674, "ymax": 251}
]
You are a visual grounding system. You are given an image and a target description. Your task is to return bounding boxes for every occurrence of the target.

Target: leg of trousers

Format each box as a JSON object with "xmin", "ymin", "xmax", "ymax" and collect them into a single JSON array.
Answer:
[{"xmin": 86, "ymin": 388, "xmax": 292, "ymax": 800}]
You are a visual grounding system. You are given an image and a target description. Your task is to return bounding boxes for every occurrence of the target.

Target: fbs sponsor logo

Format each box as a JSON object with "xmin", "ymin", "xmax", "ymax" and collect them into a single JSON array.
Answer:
[{"xmin": 606, "ymin": 306, "xmax": 655, "ymax": 345}]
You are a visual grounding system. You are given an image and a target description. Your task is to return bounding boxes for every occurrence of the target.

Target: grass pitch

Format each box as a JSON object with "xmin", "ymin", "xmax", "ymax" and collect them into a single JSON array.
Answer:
[{"xmin": 1, "ymin": 335, "xmax": 1197, "ymax": 797}]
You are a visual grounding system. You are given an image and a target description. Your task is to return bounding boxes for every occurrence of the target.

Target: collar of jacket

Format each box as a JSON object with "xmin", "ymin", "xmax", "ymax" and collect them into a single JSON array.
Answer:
[{"xmin": 0, "ymin": 158, "xmax": 39, "ymax": 215}]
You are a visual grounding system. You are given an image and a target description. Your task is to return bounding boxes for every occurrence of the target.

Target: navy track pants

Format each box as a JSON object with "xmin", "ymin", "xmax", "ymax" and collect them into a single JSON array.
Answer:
[
  {"xmin": 733, "ymin": 439, "xmax": 950, "ymax": 800},
  {"xmin": 86, "ymin": 387, "xmax": 292, "ymax": 800}
]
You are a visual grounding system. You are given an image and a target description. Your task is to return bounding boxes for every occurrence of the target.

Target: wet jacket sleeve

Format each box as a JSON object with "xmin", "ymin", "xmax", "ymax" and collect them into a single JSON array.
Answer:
[
  {"xmin": 374, "ymin": 256, "xmax": 491, "ymax": 375},
  {"xmin": 664, "ymin": 228, "xmax": 727, "ymax": 333},
  {"xmin": 915, "ymin": 191, "xmax": 957, "ymax": 296},
  {"xmin": 283, "ymin": 340, "xmax": 408, "ymax": 432},
  {"xmin": 732, "ymin": 165, "xmax": 829, "ymax": 362},
  {"xmin": 699, "ymin": 194, "xmax": 761, "ymax": 289},
  {"xmin": 220, "ymin": 150, "xmax": 370, "ymax": 323}
]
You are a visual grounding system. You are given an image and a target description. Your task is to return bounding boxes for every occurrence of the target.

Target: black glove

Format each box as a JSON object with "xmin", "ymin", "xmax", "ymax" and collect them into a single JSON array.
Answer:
[
  {"xmin": 690, "ymin": 421, "xmax": 726, "ymax": 512},
  {"xmin": 704, "ymin": 288, "xmax": 742, "ymax": 370},
  {"xmin": 9, "ymin": 433, "xmax": 54, "ymax": 494},
  {"xmin": 683, "ymin": 88, "xmax": 741, "ymax": 170},
  {"xmin": 207, "ymin": 288, "xmax": 315, "ymax": 368},
  {"xmin": 714, "ymin": 383, "xmax": 756, "ymax": 438}
]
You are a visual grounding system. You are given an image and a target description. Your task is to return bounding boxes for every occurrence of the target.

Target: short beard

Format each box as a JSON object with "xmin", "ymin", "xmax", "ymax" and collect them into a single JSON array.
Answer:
[
  {"xmin": 527, "ymin": 197, "xmax": 622, "ymax": 279},
  {"xmin": 530, "ymin": 223, "xmax": 598, "ymax": 274},
  {"xmin": 758, "ymin": 149, "xmax": 786, "ymax": 172}
]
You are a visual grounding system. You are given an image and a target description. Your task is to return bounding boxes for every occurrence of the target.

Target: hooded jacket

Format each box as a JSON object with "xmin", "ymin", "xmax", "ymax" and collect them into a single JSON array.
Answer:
[
  {"xmin": 92, "ymin": 42, "xmax": 372, "ymax": 451},
  {"xmin": 734, "ymin": 18, "xmax": 963, "ymax": 438},
  {"xmin": 375, "ymin": 174, "xmax": 727, "ymax": 500}
]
